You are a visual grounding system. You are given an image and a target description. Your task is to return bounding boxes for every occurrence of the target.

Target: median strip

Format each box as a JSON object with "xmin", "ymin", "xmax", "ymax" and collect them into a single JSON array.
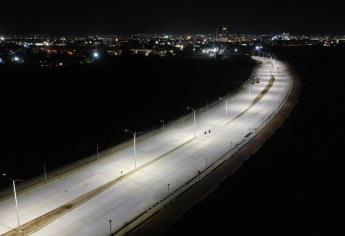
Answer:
[
  {"xmin": 3, "ymin": 138, "xmax": 195, "ymax": 236},
  {"xmin": 226, "ymin": 74, "xmax": 275, "ymax": 126}
]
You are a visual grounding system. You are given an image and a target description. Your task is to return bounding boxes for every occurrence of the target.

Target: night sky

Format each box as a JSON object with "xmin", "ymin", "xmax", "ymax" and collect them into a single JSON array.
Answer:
[{"xmin": 1, "ymin": 0, "xmax": 345, "ymax": 35}]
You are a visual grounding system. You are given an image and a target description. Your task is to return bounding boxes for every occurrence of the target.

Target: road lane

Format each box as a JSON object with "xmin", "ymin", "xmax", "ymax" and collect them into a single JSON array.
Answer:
[{"xmin": 0, "ymin": 56, "xmax": 292, "ymax": 236}]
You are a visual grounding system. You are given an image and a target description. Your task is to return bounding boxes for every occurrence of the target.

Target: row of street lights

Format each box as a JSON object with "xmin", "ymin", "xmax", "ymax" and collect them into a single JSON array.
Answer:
[
  {"xmin": 1, "ymin": 91, "xmax": 238, "ymax": 231},
  {"xmin": 105, "ymin": 58, "xmax": 272, "ymax": 235},
  {"xmin": 96, "ymin": 95, "xmax": 235, "ymax": 175},
  {"xmin": 123, "ymin": 101, "xmax": 232, "ymax": 171}
]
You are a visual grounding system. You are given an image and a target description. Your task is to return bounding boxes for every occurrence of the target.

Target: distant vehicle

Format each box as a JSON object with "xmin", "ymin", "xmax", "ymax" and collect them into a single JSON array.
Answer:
[
  {"xmin": 256, "ymin": 78, "xmax": 260, "ymax": 83},
  {"xmin": 250, "ymin": 78, "xmax": 255, "ymax": 84}
]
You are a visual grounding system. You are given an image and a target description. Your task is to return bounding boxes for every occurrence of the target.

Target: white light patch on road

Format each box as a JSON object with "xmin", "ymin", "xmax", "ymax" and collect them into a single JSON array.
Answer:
[{"xmin": 0, "ymin": 57, "xmax": 293, "ymax": 236}]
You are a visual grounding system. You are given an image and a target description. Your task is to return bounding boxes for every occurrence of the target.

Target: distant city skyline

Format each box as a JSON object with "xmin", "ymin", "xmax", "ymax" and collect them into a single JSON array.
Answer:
[
  {"xmin": 1, "ymin": 1, "xmax": 344, "ymax": 35},
  {"xmin": 1, "ymin": 32, "xmax": 343, "ymax": 68}
]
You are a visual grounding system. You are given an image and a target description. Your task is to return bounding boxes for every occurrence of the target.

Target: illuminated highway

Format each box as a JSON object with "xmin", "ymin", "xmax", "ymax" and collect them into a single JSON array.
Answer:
[{"xmin": 0, "ymin": 56, "xmax": 293, "ymax": 236}]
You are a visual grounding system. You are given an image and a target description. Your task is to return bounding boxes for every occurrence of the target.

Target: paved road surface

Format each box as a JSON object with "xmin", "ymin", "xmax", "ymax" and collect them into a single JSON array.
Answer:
[{"xmin": 0, "ymin": 57, "xmax": 292, "ymax": 236}]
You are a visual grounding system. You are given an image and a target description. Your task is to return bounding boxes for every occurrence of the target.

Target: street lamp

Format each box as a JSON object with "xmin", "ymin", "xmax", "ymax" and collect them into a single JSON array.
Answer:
[
  {"xmin": 43, "ymin": 163, "xmax": 47, "ymax": 184},
  {"xmin": 96, "ymin": 144, "xmax": 99, "ymax": 160},
  {"xmin": 2, "ymin": 173, "xmax": 21, "ymax": 227},
  {"xmin": 109, "ymin": 219, "xmax": 112, "ymax": 235},
  {"xmin": 187, "ymin": 107, "xmax": 196, "ymax": 137},
  {"xmin": 125, "ymin": 129, "xmax": 142, "ymax": 169},
  {"xmin": 160, "ymin": 120, "xmax": 165, "ymax": 131},
  {"xmin": 219, "ymin": 97, "xmax": 228, "ymax": 120}
]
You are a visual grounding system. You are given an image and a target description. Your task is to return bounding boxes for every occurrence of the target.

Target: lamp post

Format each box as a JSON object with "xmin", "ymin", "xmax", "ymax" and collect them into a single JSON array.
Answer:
[
  {"xmin": 226, "ymin": 99, "xmax": 228, "ymax": 119},
  {"xmin": 109, "ymin": 219, "xmax": 112, "ymax": 235},
  {"xmin": 2, "ymin": 173, "xmax": 21, "ymax": 227},
  {"xmin": 187, "ymin": 107, "xmax": 196, "ymax": 137},
  {"xmin": 219, "ymin": 97, "xmax": 228, "ymax": 120},
  {"xmin": 43, "ymin": 164, "xmax": 47, "ymax": 184},
  {"xmin": 160, "ymin": 120, "xmax": 165, "ymax": 131},
  {"xmin": 125, "ymin": 129, "xmax": 142, "ymax": 169}
]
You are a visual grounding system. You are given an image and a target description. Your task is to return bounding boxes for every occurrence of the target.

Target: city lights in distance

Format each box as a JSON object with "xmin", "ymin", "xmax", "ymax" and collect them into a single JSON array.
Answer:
[
  {"xmin": 175, "ymin": 44, "xmax": 184, "ymax": 50},
  {"xmin": 92, "ymin": 52, "xmax": 100, "ymax": 59},
  {"xmin": 202, "ymin": 47, "xmax": 223, "ymax": 57},
  {"xmin": 12, "ymin": 56, "xmax": 24, "ymax": 63}
]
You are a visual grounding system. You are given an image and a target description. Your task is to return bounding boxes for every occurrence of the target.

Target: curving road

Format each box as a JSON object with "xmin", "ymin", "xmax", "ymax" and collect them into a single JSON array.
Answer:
[{"xmin": 0, "ymin": 56, "xmax": 293, "ymax": 236}]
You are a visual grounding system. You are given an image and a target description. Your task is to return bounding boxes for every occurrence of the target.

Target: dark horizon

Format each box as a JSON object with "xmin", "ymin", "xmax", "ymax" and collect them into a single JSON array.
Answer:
[{"xmin": 1, "ymin": 1, "xmax": 345, "ymax": 36}]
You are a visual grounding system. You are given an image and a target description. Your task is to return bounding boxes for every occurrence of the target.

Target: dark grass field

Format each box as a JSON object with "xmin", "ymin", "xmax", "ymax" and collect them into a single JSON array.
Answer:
[
  {"xmin": 0, "ymin": 55, "xmax": 255, "ymax": 188},
  {"xmin": 163, "ymin": 47, "xmax": 345, "ymax": 236}
]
